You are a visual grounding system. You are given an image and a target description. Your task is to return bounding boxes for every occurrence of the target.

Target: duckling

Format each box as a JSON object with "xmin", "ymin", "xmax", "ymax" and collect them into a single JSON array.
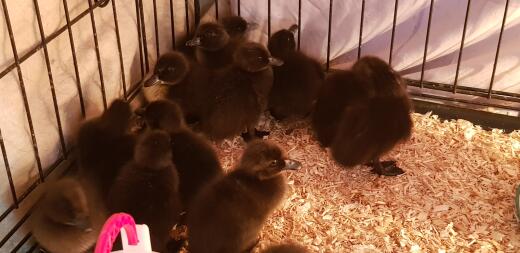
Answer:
[
  {"xmin": 220, "ymin": 15, "xmax": 258, "ymax": 41},
  {"xmin": 30, "ymin": 178, "xmax": 106, "ymax": 253},
  {"xmin": 187, "ymin": 140, "xmax": 301, "ymax": 253},
  {"xmin": 142, "ymin": 51, "xmax": 213, "ymax": 123},
  {"xmin": 263, "ymin": 243, "xmax": 309, "ymax": 253},
  {"xmin": 268, "ymin": 24, "xmax": 324, "ymax": 120},
  {"xmin": 77, "ymin": 99, "xmax": 135, "ymax": 201},
  {"xmin": 136, "ymin": 100, "xmax": 223, "ymax": 207},
  {"xmin": 199, "ymin": 42, "xmax": 283, "ymax": 141},
  {"xmin": 107, "ymin": 129, "xmax": 181, "ymax": 252},
  {"xmin": 185, "ymin": 22, "xmax": 235, "ymax": 69},
  {"xmin": 312, "ymin": 56, "xmax": 412, "ymax": 176}
]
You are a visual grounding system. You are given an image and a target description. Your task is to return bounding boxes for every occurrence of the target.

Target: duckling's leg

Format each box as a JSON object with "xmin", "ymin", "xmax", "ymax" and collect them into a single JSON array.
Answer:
[
  {"xmin": 368, "ymin": 159, "xmax": 404, "ymax": 176},
  {"xmin": 241, "ymin": 126, "xmax": 270, "ymax": 142}
]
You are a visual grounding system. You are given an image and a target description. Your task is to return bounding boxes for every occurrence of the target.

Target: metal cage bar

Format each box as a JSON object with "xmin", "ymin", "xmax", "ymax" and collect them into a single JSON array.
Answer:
[
  {"xmin": 326, "ymin": 0, "xmax": 333, "ymax": 71},
  {"xmin": 453, "ymin": 0, "xmax": 472, "ymax": 93},
  {"xmin": 33, "ymin": 0, "xmax": 67, "ymax": 158},
  {"xmin": 358, "ymin": 0, "xmax": 365, "ymax": 60},
  {"xmin": 153, "ymin": 0, "xmax": 160, "ymax": 59},
  {"xmin": 297, "ymin": 0, "xmax": 302, "ymax": 51},
  {"xmin": 87, "ymin": 0, "xmax": 108, "ymax": 110},
  {"xmin": 215, "ymin": 0, "xmax": 219, "ymax": 20},
  {"xmin": 267, "ymin": 0, "xmax": 271, "ymax": 38},
  {"xmin": 419, "ymin": 0, "xmax": 435, "ymax": 88},
  {"xmin": 0, "ymin": 207, "xmax": 33, "ymax": 248},
  {"xmin": 62, "ymin": 0, "xmax": 87, "ymax": 117},
  {"xmin": 388, "ymin": 0, "xmax": 399, "ymax": 66},
  {"xmin": 0, "ymin": 0, "xmax": 44, "ymax": 182},
  {"xmin": 11, "ymin": 232, "xmax": 32, "ymax": 253},
  {"xmin": 185, "ymin": 0, "xmax": 191, "ymax": 35},
  {"xmin": 138, "ymin": 0, "xmax": 150, "ymax": 72},
  {"xmin": 488, "ymin": 0, "xmax": 510, "ymax": 98},
  {"xmin": 135, "ymin": 0, "xmax": 145, "ymax": 77},
  {"xmin": 110, "ymin": 0, "xmax": 128, "ymax": 99},
  {"xmin": 0, "ymin": 128, "xmax": 17, "ymax": 208},
  {"xmin": 170, "ymin": 0, "xmax": 177, "ymax": 48},
  {"xmin": 238, "ymin": 0, "xmax": 241, "ymax": 17}
]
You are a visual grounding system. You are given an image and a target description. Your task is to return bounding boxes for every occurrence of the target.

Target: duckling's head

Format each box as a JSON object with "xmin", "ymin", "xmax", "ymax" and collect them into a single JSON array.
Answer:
[
  {"xmin": 352, "ymin": 56, "xmax": 405, "ymax": 97},
  {"xmin": 135, "ymin": 100, "xmax": 185, "ymax": 133},
  {"xmin": 101, "ymin": 99, "xmax": 132, "ymax": 133},
  {"xmin": 143, "ymin": 52, "xmax": 190, "ymax": 87},
  {"xmin": 41, "ymin": 178, "xmax": 92, "ymax": 232},
  {"xmin": 238, "ymin": 140, "xmax": 301, "ymax": 180},
  {"xmin": 186, "ymin": 22, "xmax": 230, "ymax": 51},
  {"xmin": 268, "ymin": 24, "xmax": 298, "ymax": 59},
  {"xmin": 220, "ymin": 16, "xmax": 258, "ymax": 39},
  {"xmin": 234, "ymin": 42, "xmax": 284, "ymax": 72},
  {"xmin": 134, "ymin": 129, "xmax": 173, "ymax": 169}
]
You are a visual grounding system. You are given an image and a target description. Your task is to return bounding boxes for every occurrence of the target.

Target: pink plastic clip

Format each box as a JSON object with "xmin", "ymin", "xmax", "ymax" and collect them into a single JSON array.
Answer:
[{"xmin": 94, "ymin": 213, "xmax": 140, "ymax": 253}]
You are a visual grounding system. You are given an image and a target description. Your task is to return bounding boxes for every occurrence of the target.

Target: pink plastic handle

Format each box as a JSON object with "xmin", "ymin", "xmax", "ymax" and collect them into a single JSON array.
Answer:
[{"xmin": 94, "ymin": 213, "xmax": 139, "ymax": 253}]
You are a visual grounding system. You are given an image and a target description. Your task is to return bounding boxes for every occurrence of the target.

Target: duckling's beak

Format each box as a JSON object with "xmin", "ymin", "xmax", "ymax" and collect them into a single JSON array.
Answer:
[
  {"xmin": 66, "ymin": 217, "xmax": 93, "ymax": 232},
  {"xmin": 142, "ymin": 72, "xmax": 162, "ymax": 87},
  {"xmin": 246, "ymin": 22, "xmax": 259, "ymax": 31},
  {"xmin": 135, "ymin": 107, "xmax": 146, "ymax": 116},
  {"xmin": 283, "ymin": 159, "xmax": 301, "ymax": 171},
  {"xmin": 288, "ymin": 24, "xmax": 298, "ymax": 34},
  {"xmin": 269, "ymin": 57, "xmax": 284, "ymax": 66},
  {"xmin": 186, "ymin": 37, "xmax": 201, "ymax": 47}
]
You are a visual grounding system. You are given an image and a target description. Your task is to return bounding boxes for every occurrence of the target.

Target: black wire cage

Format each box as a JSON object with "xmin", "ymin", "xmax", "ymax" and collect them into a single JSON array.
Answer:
[{"xmin": 0, "ymin": 0, "xmax": 518, "ymax": 251}]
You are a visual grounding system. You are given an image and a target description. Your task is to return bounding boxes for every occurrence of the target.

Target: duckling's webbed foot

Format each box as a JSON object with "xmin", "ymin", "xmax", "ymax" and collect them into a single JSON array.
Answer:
[
  {"xmin": 368, "ymin": 160, "xmax": 404, "ymax": 176},
  {"xmin": 241, "ymin": 128, "xmax": 270, "ymax": 142}
]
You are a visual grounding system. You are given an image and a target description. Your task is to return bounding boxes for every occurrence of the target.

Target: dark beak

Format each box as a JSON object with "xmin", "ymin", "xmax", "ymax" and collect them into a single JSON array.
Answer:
[
  {"xmin": 135, "ymin": 107, "xmax": 146, "ymax": 116},
  {"xmin": 288, "ymin": 24, "xmax": 298, "ymax": 34},
  {"xmin": 268, "ymin": 57, "xmax": 284, "ymax": 66},
  {"xmin": 246, "ymin": 22, "xmax": 259, "ymax": 31},
  {"xmin": 186, "ymin": 37, "xmax": 201, "ymax": 47},
  {"xmin": 67, "ymin": 217, "xmax": 92, "ymax": 232},
  {"xmin": 142, "ymin": 74, "xmax": 161, "ymax": 87},
  {"xmin": 283, "ymin": 159, "xmax": 301, "ymax": 170}
]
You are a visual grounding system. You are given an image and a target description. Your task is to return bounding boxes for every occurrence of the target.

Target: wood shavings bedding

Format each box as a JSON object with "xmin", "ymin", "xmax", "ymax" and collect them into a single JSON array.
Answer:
[{"xmin": 212, "ymin": 113, "xmax": 520, "ymax": 253}]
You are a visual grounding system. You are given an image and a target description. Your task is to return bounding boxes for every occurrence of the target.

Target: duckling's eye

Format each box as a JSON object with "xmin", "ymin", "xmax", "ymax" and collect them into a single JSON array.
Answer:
[
  {"xmin": 270, "ymin": 160, "xmax": 279, "ymax": 166},
  {"xmin": 257, "ymin": 56, "xmax": 264, "ymax": 62},
  {"xmin": 166, "ymin": 66, "xmax": 176, "ymax": 73}
]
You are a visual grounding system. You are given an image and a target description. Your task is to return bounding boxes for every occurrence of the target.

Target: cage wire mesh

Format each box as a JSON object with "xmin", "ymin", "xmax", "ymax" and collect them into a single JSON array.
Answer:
[{"xmin": 0, "ymin": 0, "xmax": 518, "ymax": 251}]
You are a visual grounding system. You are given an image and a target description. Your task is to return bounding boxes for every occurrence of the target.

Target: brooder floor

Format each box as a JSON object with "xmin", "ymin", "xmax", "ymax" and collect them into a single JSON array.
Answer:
[{"xmin": 213, "ymin": 113, "xmax": 520, "ymax": 253}]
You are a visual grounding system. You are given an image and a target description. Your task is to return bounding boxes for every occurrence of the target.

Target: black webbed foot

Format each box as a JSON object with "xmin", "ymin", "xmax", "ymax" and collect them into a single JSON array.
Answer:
[
  {"xmin": 368, "ymin": 160, "xmax": 404, "ymax": 176},
  {"xmin": 241, "ymin": 129, "xmax": 270, "ymax": 142}
]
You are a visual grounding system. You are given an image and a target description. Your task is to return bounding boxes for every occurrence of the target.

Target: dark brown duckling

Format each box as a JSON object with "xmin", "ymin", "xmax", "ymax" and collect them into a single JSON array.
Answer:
[
  {"xmin": 142, "ymin": 51, "xmax": 212, "ymax": 124},
  {"xmin": 185, "ymin": 22, "xmax": 236, "ymax": 69},
  {"xmin": 187, "ymin": 140, "xmax": 301, "ymax": 253},
  {"xmin": 199, "ymin": 42, "xmax": 283, "ymax": 142},
  {"xmin": 220, "ymin": 15, "xmax": 258, "ymax": 41},
  {"xmin": 312, "ymin": 56, "xmax": 413, "ymax": 176},
  {"xmin": 30, "ymin": 178, "xmax": 107, "ymax": 253},
  {"xmin": 136, "ymin": 100, "xmax": 223, "ymax": 208},
  {"xmin": 76, "ymin": 99, "xmax": 135, "ymax": 203},
  {"xmin": 268, "ymin": 24, "xmax": 324, "ymax": 120},
  {"xmin": 263, "ymin": 243, "xmax": 309, "ymax": 253},
  {"xmin": 107, "ymin": 129, "xmax": 181, "ymax": 252}
]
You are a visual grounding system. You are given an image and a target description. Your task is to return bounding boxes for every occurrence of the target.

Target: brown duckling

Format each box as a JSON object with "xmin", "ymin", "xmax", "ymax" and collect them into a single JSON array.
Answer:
[
  {"xmin": 312, "ymin": 56, "xmax": 413, "ymax": 176},
  {"xmin": 268, "ymin": 24, "xmax": 324, "ymax": 120},
  {"xmin": 187, "ymin": 140, "xmax": 301, "ymax": 253},
  {"xmin": 185, "ymin": 22, "xmax": 235, "ymax": 69},
  {"xmin": 220, "ymin": 15, "xmax": 258, "ymax": 41},
  {"xmin": 30, "ymin": 178, "xmax": 107, "ymax": 253},
  {"xmin": 141, "ymin": 51, "xmax": 213, "ymax": 124},
  {"xmin": 136, "ymin": 100, "xmax": 223, "ymax": 208},
  {"xmin": 76, "ymin": 99, "xmax": 135, "ymax": 203},
  {"xmin": 199, "ymin": 42, "xmax": 283, "ymax": 142},
  {"xmin": 107, "ymin": 129, "xmax": 181, "ymax": 252}
]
